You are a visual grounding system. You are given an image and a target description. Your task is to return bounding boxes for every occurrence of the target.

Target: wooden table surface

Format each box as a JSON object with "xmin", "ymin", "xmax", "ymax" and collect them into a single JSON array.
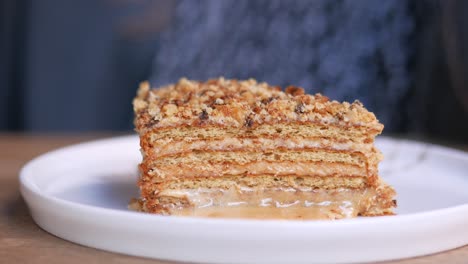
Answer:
[{"xmin": 1, "ymin": 134, "xmax": 467, "ymax": 264}]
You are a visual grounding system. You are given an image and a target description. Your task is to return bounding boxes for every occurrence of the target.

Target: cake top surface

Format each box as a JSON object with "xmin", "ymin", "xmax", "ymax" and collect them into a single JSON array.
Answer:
[{"xmin": 133, "ymin": 78, "xmax": 383, "ymax": 132}]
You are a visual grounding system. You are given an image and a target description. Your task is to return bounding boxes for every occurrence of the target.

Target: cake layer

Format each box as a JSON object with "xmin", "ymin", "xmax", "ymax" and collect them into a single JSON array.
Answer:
[
  {"xmin": 145, "ymin": 123, "xmax": 376, "ymax": 142},
  {"xmin": 140, "ymin": 175, "xmax": 368, "ymax": 194},
  {"xmin": 145, "ymin": 136, "xmax": 377, "ymax": 159},
  {"xmin": 151, "ymin": 149, "xmax": 367, "ymax": 167},
  {"xmin": 139, "ymin": 183, "xmax": 395, "ymax": 219},
  {"xmin": 145, "ymin": 160, "xmax": 368, "ymax": 179}
]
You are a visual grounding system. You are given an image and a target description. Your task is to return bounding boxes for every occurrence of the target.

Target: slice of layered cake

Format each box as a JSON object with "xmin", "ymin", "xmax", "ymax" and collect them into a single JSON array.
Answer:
[{"xmin": 133, "ymin": 78, "xmax": 396, "ymax": 220}]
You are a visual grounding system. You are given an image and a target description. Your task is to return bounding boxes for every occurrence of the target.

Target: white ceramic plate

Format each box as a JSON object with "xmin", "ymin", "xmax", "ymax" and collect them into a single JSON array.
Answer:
[{"xmin": 20, "ymin": 136, "xmax": 468, "ymax": 264}]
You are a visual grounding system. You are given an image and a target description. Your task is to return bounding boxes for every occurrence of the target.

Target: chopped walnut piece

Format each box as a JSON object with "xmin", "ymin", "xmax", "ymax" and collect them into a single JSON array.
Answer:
[{"xmin": 285, "ymin": 86, "xmax": 305, "ymax": 96}]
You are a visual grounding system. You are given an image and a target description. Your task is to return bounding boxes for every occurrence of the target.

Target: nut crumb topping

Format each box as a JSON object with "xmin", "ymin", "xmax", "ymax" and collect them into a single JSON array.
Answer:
[{"xmin": 133, "ymin": 78, "xmax": 383, "ymax": 133}]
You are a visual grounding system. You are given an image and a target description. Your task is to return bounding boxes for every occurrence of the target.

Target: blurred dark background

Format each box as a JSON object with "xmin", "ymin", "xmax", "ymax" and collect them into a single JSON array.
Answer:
[{"xmin": 1, "ymin": 0, "xmax": 467, "ymax": 143}]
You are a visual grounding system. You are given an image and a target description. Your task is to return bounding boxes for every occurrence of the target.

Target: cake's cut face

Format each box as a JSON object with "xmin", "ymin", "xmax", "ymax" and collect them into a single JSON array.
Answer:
[{"xmin": 133, "ymin": 78, "xmax": 396, "ymax": 220}]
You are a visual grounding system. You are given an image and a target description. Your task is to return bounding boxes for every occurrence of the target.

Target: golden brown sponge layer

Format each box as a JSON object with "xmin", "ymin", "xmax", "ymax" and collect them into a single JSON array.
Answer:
[{"xmin": 146, "ymin": 123, "xmax": 376, "ymax": 142}]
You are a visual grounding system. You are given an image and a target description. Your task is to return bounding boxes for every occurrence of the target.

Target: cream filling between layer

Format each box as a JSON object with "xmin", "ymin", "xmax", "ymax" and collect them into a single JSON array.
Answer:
[{"xmin": 158, "ymin": 187, "xmax": 377, "ymax": 219}]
